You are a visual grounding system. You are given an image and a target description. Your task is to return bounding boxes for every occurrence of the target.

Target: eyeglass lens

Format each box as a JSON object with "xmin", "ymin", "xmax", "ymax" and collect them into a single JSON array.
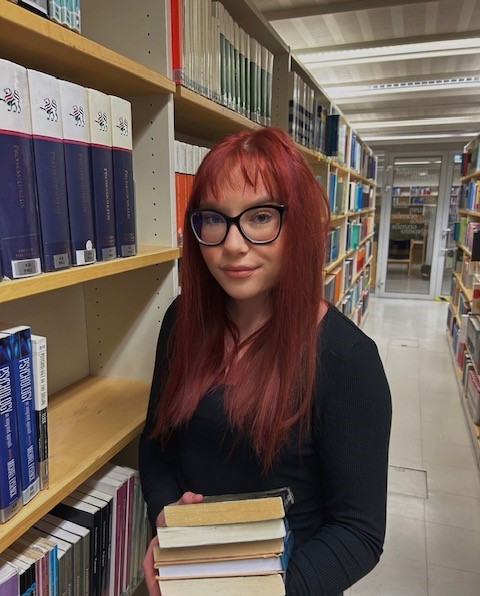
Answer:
[{"xmin": 191, "ymin": 206, "xmax": 282, "ymax": 245}]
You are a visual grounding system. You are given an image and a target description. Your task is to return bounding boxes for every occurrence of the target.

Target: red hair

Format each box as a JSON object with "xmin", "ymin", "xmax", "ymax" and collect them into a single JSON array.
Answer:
[{"xmin": 153, "ymin": 126, "xmax": 330, "ymax": 469}]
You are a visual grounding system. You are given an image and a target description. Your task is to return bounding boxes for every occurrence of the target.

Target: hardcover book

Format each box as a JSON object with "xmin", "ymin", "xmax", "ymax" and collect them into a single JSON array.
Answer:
[
  {"xmin": 0, "ymin": 325, "xmax": 39, "ymax": 505},
  {"xmin": 0, "ymin": 560, "xmax": 19, "ymax": 596},
  {"xmin": 0, "ymin": 59, "xmax": 42, "ymax": 279},
  {"xmin": 164, "ymin": 486, "xmax": 293, "ymax": 527},
  {"xmin": 110, "ymin": 95, "xmax": 136, "ymax": 258},
  {"xmin": 58, "ymin": 79, "xmax": 96, "ymax": 266},
  {"xmin": 30, "ymin": 334, "xmax": 48, "ymax": 491},
  {"xmin": 87, "ymin": 88, "xmax": 117, "ymax": 262},
  {"xmin": 27, "ymin": 69, "xmax": 72, "ymax": 272},
  {"xmin": 0, "ymin": 333, "xmax": 22, "ymax": 523}
]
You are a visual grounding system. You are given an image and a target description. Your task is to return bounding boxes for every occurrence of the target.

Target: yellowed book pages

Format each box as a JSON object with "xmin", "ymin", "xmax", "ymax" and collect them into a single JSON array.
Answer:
[
  {"xmin": 158, "ymin": 573, "xmax": 286, "ymax": 596},
  {"xmin": 153, "ymin": 537, "xmax": 284, "ymax": 565}
]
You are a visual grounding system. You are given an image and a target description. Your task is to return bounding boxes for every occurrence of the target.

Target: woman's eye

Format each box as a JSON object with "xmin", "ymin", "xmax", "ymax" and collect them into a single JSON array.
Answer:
[
  {"xmin": 204, "ymin": 214, "xmax": 223, "ymax": 225},
  {"xmin": 251, "ymin": 211, "xmax": 272, "ymax": 224}
]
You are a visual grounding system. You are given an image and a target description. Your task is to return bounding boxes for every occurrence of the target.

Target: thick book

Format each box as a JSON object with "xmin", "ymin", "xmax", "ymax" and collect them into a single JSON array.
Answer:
[
  {"xmin": 87, "ymin": 88, "xmax": 117, "ymax": 262},
  {"xmin": 157, "ymin": 518, "xmax": 287, "ymax": 549},
  {"xmin": 0, "ymin": 550, "xmax": 36, "ymax": 596},
  {"xmin": 0, "ymin": 59, "xmax": 42, "ymax": 279},
  {"xmin": 158, "ymin": 573, "xmax": 286, "ymax": 596},
  {"xmin": 163, "ymin": 487, "xmax": 294, "ymax": 527},
  {"xmin": 110, "ymin": 95, "xmax": 136, "ymax": 258},
  {"xmin": 58, "ymin": 79, "xmax": 96, "ymax": 267},
  {"xmin": 0, "ymin": 325, "xmax": 39, "ymax": 505},
  {"xmin": 0, "ymin": 333, "xmax": 23, "ymax": 523},
  {"xmin": 30, "ymin": 334, "xmax": 48, "ymax": 491},
  {"xmin": 0, "ymin": 560, "xmax": 19, "ymax": 596},
  {"xmin": 27, "ymin": 69, "xmax": 72, "ymax": 272}
]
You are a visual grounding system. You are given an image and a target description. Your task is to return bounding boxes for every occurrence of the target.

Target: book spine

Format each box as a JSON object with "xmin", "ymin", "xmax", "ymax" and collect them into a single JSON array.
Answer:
[
  {"xmin": 0, "ymin": 59, "xmax": 42, "ymax": 279},
  {"xmin": 87, "ymin": 89, "xmax": 117, "ymax": 262},
  {"xmin": 110, "ymin": 96, "xmax": 136, "ymax": 258},
  {"xmin": 19, "ymin": 0, "xmax": 48, "ymax": 15},
  {"xmin": 8, "ymin": 327, "xmax": 40, "ymax": 505},
  {"xmin": 27, "ymin": 69, "xmax": 72, "ymax": 272},
  {"xmin": 58, "ymin": 80, "xmax": 96, "ymax": 266},
  {"xmin": 30, "ymin": 334, "xmax": 48, "ymax": 491},
  {"xmin": 0, "ymin": 334, "xmax": 23, "ymax": 523}
]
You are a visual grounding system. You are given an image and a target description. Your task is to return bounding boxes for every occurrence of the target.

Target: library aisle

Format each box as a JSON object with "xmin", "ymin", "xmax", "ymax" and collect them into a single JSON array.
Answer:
[{"xmin": 344, "ymin": 298, "xmax": 480, "ymax": 596}]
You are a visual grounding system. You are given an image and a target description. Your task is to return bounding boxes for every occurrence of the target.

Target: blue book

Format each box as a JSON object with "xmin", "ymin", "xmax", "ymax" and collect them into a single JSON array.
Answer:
[
  {"xmin": 28, "ymin": 69, "xmax": 72, "ymax": 272},
  {"xmin": 110, "ymin": 96, "xmax": 137, "ymax": 258},
  {"xmin": 0, "ymin": 59, "xmax": 42, "ymax": 279},
  {"xmin": 1, "ymin": 325, "xmax": 39, "ymax": 506},
  {"xmin": 87, "ymin": 89, "xmax": 117, "ymax": 262},
  {"xmin": 58, "ymin": 79, "xmax": 96, "ymax": 266},
  {"xmin": 0, "ymin": 333, "xmax": 23, "ymax": 523}
]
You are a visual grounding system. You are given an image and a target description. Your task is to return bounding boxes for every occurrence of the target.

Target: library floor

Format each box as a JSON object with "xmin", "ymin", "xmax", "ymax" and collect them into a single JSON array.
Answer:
[{"xmin": 345, "ymin": 297, "xmax": 480, "ymax": 596}]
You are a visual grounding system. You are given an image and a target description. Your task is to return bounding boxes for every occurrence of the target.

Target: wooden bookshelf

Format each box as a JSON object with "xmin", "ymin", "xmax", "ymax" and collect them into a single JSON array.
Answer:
[
  {"xmin": 461, "ymin": 169, "xmax": 480, "ymax": 183},
  {"xmin": 0, "ymin": 246, "xmax": 180, "ymax": 305},
  {"xmin": 453, "ymin": 271, "xmax": 473, "ymax": 302},
  {"xmin": 174, "ymin": 85, "xmax": 261, "ymax": 140},
  {"xmin": 0, "ymin": 0, "xmax": 175, "ymax": 96},
  {"xmin": 329, "ymin": 159, "xmax": 376, "ymax": 186},
  {"xmin": 458, "ymin": 209, "xmax": 480, "ymax": 218},
  {"xmin": 457, "ymin": 242, "xmax": 472, "ymax": 257},
  {"xmin": 0, "ymin": 376, "xmax": 150, "ymax": 552},
  {"xmin": 347, "ymin": 208, "xmax": 375, "ymax": 217},
  {"xmin": 331, "ymin": 214, "xmax": 348, "ymax": 223}
]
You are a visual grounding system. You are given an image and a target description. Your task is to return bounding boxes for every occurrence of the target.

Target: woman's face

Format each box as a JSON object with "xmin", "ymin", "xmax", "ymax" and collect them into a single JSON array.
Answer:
[{"xmin": 198, "ymin": 173, "xmax": 285, "ymax": 310}]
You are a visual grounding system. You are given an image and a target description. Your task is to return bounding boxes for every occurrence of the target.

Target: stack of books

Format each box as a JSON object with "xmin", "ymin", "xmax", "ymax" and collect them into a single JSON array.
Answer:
[{"xmin": 154, "ymin": 487, "xmax": 294, "ymax": 596}]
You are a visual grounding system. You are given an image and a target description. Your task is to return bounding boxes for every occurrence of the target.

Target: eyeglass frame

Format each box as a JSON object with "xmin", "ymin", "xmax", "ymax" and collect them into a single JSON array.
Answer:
[{"xmin": 188, "ymin": 204, "xmax": 286, "ymax": 246}]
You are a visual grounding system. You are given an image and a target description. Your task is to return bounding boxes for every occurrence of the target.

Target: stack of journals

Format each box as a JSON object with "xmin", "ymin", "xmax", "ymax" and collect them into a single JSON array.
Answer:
[{"xmin": 154, "ymin": 487, "xmax": 294, "ymax": 596}]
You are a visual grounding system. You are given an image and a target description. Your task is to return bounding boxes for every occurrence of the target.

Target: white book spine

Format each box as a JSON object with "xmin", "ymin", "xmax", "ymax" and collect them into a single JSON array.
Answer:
[{"xmin": 31, "ymin": 334, "xmax": 48, "ymax": 491}]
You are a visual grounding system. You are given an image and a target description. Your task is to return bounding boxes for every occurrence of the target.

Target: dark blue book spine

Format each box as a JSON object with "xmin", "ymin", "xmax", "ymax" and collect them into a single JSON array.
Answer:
[
  {"xmin": 112, "ymin": 148, "xmax": 136, "ymax": 257},
  {"xmin": 32, "ymin": 137, "xmax": 72, "ymax": 271},
  {"xmin": 0, "ymin": 335, "xmax": 23, "ymax": 522},
  {"xmin": 63, "ymin": 141, "xmax": 96, "ymax": 265},
  {"xmin": 90, "ymin": 146, "xmax": 117, "ymax": 261},
  {"xmin": 0, "ymin": 133, "xmax": 42, "ymax": 279},
  {"xmin": 8, "ymin": 327, "xmax": 39, "ymax": 505}
]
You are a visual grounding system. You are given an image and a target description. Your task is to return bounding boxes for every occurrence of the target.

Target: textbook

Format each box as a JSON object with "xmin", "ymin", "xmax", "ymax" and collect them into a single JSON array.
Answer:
[
  {"xmin": 27, "ymin": 69, "xmax": 72, "ymax": 272},
  {"xmin": 163, "ymin": 486, "xmax": 294, "ymax": 527},
  {"xmin": 31, "ymin": 334, "xmax": 48, "ymax": 490},
  {"xmin": 157, "ymin": 517, "xmax": 287, "ymax": 549},
  {"xmin": 58, "ymin": 79, "xmax": 96, "ymax": 267},
  {"xmin": 110, "ymin": 95, "xmax": 136, "ymax": 258},
  {"xmin": 0, "ymin": 59, "xmax": 42, "ymax": 279},
  {"xmin": 0, "ymin": 325, "xmax": 39, "ymax": 505},
  {"xmin": 158, "ymin": 573, "xmax": 286, "ymax": 596},
  {"xmin": 0, "ymin": 334, "xmax": 23, "ymax": 523},
  {"xmin": 87, "ymin": 88, "xmax": 117, "ymax": 262}
]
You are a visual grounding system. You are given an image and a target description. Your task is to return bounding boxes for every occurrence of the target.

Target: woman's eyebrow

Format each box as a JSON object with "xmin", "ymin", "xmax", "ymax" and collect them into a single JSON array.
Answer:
[{"xmin": 199, "ymin": 196, "xmax": 276, "ymax": 211}]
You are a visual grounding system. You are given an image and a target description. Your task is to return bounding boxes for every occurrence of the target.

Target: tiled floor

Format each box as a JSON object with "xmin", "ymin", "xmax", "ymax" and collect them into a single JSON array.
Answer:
[{"xmin": 344, "ymin": 297, "xmax": 480, "ymax": 596}]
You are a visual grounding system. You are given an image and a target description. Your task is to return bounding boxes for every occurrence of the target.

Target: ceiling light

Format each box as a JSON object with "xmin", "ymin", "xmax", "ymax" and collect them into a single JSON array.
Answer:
[
  {"xmin": 362, "ymin": 133, "xmax": 478, "ymax": 141},
  {"xmin": 395, "ymin": 161, "xmax": 442, "ymax": 165},
  {"xmin": 325, "ymin": 79, "xmax": 480, "ymax": 99},
  {"xmin": 353, "ymin": 116, "xmax": 480, "ymax": 130}
]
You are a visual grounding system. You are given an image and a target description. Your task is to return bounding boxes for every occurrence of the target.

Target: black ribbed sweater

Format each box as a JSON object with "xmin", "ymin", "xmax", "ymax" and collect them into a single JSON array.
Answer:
[{"xmin": 139, "ymin": 300, "xmax": 392, "ymax": 595}]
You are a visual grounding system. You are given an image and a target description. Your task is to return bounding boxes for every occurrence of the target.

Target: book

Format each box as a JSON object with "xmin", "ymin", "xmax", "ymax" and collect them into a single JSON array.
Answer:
[
  {"xmin": 30, "ymin": 334, "xmax": 48, "ymax": 491},
  {"xmin": 157, "ymin": 517, "xmax": 287, "ymax": 549},
  {"xmin": 0, "ymin": 560, "xmax": 19, "ymax": 596},
  {"xmin": 110, "ymin": 95, "xmax": 136, "ymax": 258},
  {"xmin": 22, "ymin": 529, "xmax": 58, "ymax": 596},
  {"xmin": 0, "ymin": 325, "xmax": 39, "ymax": 505},
  {"xmin": 163, "ymin": 487, "xmax": 293, "ymax": 527},
  {"xmin": 87, "ymin": 88, "xmax": 117, "ymax": 262},
  {"xmin": 31, "ymin": 525, "xmax": 73, "ymax": 596},
  {"xmin": 58, "ymin": 79, "xmax": 96, "ymax": 267},
  {"xmin": 0, "ymin": 59, "xmax": 42, "ymax": 279},
  {"xmin": 8, "ymin": 539, "xmax": 46, "ymax": 594},
  {"xmin": 0, "ymin": 550, "xmax": 36, "ymax": 596},
  {"xmin": 158, "ymin": 573, "xmax": 286, "ymax": 596},
  {"xmin": 27, "ymin": 69, "xmax": 72, "ymax": 272},
  {"xmin": 18, "ymin": 0, "xmax": 48, "ymax": 15},
  {"xmin": 0, "ymin": 333, "xmax": 23, "ymax": 523}
]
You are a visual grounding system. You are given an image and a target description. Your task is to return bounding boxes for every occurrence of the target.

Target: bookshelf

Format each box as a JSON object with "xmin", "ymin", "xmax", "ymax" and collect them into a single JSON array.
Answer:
[
  {"xmin": 446, "ymin": 133, "xmax": 480, "ymax": 473},
  {"xmin": 0, "ymin": 0, "xmax": 377, "ymax": 563}
]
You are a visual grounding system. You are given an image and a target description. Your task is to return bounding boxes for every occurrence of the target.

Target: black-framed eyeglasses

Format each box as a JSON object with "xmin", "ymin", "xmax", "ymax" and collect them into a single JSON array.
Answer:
[{"xmin": 188, "ymin": 204, "xmax": 286, "ymax": 246}]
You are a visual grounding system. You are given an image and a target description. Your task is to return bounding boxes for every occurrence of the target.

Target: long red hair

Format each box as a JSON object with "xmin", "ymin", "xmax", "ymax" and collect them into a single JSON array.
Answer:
[{"xmin": 153, "ymin": 126, "xmax": 330, "ymax": 470}]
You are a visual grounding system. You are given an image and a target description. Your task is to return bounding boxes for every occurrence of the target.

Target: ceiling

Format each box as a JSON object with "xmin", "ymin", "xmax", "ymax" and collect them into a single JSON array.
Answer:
[{"xmin": 251, "ymin": 0, "xmax": 480, "ymax": 152}]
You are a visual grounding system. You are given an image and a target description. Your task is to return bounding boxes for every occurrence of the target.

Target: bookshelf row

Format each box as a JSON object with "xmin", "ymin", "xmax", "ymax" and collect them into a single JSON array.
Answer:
[
  {"xmin": 447, "ymin": 133, "xmax": 480, "ymax": 472},
  {"xmin": 0, "ymin": 0, "xmax": 377, "ymax": 575}
]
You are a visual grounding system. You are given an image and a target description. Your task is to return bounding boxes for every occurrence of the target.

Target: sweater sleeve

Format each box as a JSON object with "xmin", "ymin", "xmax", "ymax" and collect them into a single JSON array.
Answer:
[
  {"xmin": 139, "ymin": 300, "xmax": 183, "ymax": 530},
  {"xmin": 286, "ymin": 337, "xmax": 392, "ymax": 596}
]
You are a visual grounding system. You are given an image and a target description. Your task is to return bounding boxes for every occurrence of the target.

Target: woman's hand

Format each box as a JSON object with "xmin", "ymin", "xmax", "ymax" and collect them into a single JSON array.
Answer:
[{"xmin": 143, "ymin": 491, "xmax": 204, "ymax": 595}]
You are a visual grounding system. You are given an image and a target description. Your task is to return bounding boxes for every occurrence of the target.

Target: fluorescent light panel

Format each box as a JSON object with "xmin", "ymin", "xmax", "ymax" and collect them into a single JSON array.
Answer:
[
  {"xmin": 325, "ymin": 79, "xmax": 480, "ymax": 99},
  {"xmin": 363, "ymin": 132, "xmax": 478, "ymax": 141},
  {"xmin": 353, "ymin": 116, "xmax": 480, "ymax": 129}
]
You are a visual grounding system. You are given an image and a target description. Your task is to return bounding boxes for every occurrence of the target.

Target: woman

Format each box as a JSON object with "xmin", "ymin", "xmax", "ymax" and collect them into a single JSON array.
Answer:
[{"xmin": 139, "ymin": 126, "xmax": 391, "ymax": 595}]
